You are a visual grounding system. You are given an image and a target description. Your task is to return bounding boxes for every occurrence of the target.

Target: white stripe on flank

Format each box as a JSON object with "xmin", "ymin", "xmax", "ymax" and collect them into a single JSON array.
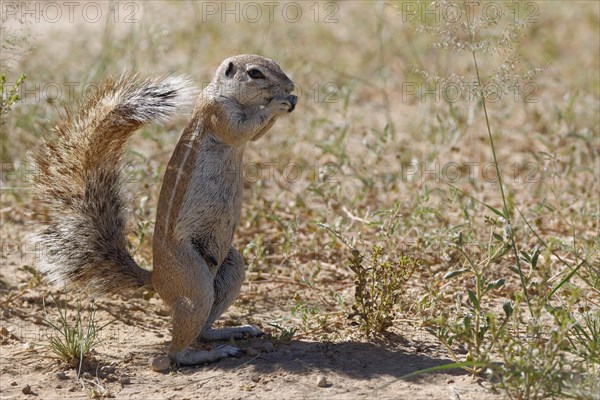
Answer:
[{"xmin": 163, "ymin": 128, "xmax": 201, "ymax": 232}]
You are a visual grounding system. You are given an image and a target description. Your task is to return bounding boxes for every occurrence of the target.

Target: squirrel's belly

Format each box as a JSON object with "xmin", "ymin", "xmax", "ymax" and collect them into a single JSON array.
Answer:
[
  {"xmin": 176, "ymin": 172, "xmax": 242, "ymax": 267},
  {"xmin": 183, "ymin": 200, "xmax": 240, "ymax": 268}
]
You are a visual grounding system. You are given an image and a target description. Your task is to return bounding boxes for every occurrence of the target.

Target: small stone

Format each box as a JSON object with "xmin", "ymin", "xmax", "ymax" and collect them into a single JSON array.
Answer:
[
  {"xmin": 250, "ymin": 375, "xmax": 261, "ymax": 383},
  {"xmin": 22, "ymin": 385, "xmax": 32, "ymax": 395},
  {"xmin": 150, "ymin": 355, "xmax": 171, "ymax": 372},
  {"xmin": 22, "ymin": 342, "xmax": 34, "ymax": 350},
  {"xmin": 156, "ymin": 308, "xmax": 170, "ymax": 317},
  {"xmin": 316, "ymin": 375, "xmax": 328, "ymax": 388},
  {"xmin": 260, "ymin": 341, "xmax": 274, "ymax": 353},
  {"xmin": 10, "ymin": 381, "xmax": 17, "ymax": 386},
  {"xmin": 446, "ymin": 378, "xmax": 455, "ymax": 384},
  {"xmin": 119, "ymin": 377, "xmax": 131, "ymax": 385},
  {"xmin": 100, "ymin": 365, "xmax": 116, "ymax": 374},
  {"xmin": 246, "ymin": 347, "xmax": 259, "ymax": 356},
  {"xmin": 55, "ymin": 371, "xmax": 68, "ymax": 380}
]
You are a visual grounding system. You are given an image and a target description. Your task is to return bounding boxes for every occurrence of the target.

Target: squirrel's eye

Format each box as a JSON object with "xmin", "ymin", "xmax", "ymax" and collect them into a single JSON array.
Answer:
[{"xmin": 247, "ymin": 69, "xmax": 265, "ymax": 79}]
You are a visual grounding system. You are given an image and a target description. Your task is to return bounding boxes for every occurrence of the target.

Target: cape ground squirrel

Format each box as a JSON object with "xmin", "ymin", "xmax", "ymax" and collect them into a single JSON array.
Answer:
[{"xmin": 30, "ymin": 54, "xmax": 297, "ymax": 366}]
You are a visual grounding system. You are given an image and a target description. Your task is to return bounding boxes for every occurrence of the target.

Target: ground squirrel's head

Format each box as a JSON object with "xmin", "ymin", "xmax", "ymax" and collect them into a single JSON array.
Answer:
[{"xmin": 210, "ymin": 54, "xmax": 296, "ymax": 109}]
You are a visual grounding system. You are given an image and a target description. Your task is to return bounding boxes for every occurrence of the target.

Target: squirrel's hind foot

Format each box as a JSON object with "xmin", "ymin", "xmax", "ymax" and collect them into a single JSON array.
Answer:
[
  {"xmin": 168, "ymin": 345, "xmax": 244, "ymax": 367},
  {"xmin": 198, "ymin": 325, "xmax": 263, "ymax": 341}
]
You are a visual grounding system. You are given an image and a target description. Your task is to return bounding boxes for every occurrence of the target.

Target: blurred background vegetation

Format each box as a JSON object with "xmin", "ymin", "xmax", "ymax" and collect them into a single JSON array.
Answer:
[{"xmin": 1, "ymin": 1, "xmax": 598, "ymax": 398}]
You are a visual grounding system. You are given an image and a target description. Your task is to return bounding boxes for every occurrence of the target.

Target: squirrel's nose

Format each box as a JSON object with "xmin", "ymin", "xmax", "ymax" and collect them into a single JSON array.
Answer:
[{"xmin": 285, "ymin": 80, "xmax": 295, "ymax": 94}]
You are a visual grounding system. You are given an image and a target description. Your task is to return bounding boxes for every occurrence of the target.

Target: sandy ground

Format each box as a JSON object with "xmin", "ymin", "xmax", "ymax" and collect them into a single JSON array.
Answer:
[
  {"xmin": 0, "ymin": 256, "xmax": 500, "ymax": 400},
  {"xmin": 2, "ymin": 2, "xmax": 597, "ymax": 399}
]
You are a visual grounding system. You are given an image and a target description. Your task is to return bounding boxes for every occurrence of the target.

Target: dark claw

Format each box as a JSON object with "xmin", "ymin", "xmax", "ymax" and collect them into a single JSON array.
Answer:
[
  {"xmin": 206, "ymin": 255, "xmax": 218, "ymax": 267},
  {"xmin": 287, "ymin": 95, "xmax": 298, "ymax": 113},
  {"xmin": 233, "ymin": 348, "xmax": 245, "ymax": 358},
  {"xmin": 218, "ymin": 345, "xmax": 245, "ymax": 358}
]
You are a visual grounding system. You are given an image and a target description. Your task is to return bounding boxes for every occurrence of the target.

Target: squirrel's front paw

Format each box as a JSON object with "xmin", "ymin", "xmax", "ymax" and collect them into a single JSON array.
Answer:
[
  {"xmin": 268, "ymin": 95, "xmax": 298, "ymax": 115},
  {"xmin": 286, "ymin": 95, "xmax": 298, "ymax": 112}
]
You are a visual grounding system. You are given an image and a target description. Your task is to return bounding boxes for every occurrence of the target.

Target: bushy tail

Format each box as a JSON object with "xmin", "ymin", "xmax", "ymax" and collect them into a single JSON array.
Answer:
[{"xmin": 30, "ymin": 74, "xmax": 196, "ymax": 294}]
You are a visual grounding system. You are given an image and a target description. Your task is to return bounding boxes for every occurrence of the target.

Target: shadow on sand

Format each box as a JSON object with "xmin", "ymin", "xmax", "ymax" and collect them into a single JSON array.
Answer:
[{"xmin": 179, "ymin": 332, "xmax": 467, "ymax": 384}]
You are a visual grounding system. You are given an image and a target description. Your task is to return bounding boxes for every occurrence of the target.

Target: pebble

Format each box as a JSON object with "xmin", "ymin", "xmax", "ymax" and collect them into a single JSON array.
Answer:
[
  {"xmin": 246, "ymin": 347, "xmax": 259, "ymax": 356},
  {"xmin": 10, "ymin": 381, "xmax": 17, "ymax": 386},
  {"xmin": 316, "ymin": 375, "xmax": 328, "ymax": 388},
  {"xmin": 260, "ymin": 341, "xmax": 274, "ymax": 353},
  {"xmin": 22, "ymin": 342, "xmax": 34, "ymax": 351},
  {"xmin": 55, "ymin": 371, "xmax": 69, "ymax": 380},
  {"xmin": 22, "ymin": 385, "xmax": 32, "ymax": 395},
  {"xmin": 119, "ymin": 377, "xmax": 131, "ymax": 385},
  {"xmin": 150, "ymin": 355, "xmax": 171, "ymax": 372},
  {"xmin": 100, "ymin": 365, "xmax": 116, "ymax": 374}
]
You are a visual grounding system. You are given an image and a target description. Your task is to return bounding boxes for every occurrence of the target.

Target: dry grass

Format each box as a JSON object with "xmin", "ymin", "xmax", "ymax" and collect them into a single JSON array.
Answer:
[{"xmin": 1, "ymin": 1, "xmax": 598, "ymax": 399}]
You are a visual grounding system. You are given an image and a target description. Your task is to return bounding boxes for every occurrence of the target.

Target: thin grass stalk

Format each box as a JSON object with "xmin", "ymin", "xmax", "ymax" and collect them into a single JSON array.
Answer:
[{"xmin": 469, "ymin": 30, "xmax": 533, "ymax": 317}]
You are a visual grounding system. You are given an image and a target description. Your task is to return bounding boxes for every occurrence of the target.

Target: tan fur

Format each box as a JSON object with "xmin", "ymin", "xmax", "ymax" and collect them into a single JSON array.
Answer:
[{"xmin": 31, "ymin": 55, "xmax": 297, "ymax": 366}]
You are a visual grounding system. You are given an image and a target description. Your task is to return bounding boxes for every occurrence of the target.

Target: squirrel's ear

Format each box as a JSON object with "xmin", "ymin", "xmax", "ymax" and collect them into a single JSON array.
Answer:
[{"xmin": 224, "ymin": 62, "xmax": 236, "ymax": 78}]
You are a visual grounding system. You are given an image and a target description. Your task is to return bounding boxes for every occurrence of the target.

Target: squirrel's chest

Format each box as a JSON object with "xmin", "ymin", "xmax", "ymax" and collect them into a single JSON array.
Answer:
[
  {"xmin": 190, "ymin": 140, "xmax": 243, "ymax": 202},
  {"xmin": 176, "ymin": 137, "xmax": 245, "ymax": 232},
  {"xmin": 187, "ymin": 160, "xmax": 243, "ymax": 211}
]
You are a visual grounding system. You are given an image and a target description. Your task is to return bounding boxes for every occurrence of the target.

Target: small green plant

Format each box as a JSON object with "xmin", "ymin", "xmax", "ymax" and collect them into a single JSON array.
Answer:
[
  {"xmin": 266, "ymin": 322, "xmax": 297, "ymax": 344},
  {"xmin": 43, "ymin": 295, "xmax": 110, "ymax": 371},
  {"xmin": 425, "ymin": 226, "xmax": 512, "ymax": 372},
  {"xmin": 487, "ymin": 302, "xmax": 597, "ymax": 400},
  {"xmin": 567, "ymin": 310, "xmax": 600, "ymax": 365},
  {"xmin": 348, "ymin": 245, "xmax": 418, "ymax": 336},
  {"xmin": 290, "ymin": 299, "xmax": 332, "ymax": 334},
  {"xmin": 0, "ymin": 74, "xmax": 26, "ymax": 122},
  {"xmin": 20, "ymin": 265, "xmax": 42, "ymax": 288}
]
